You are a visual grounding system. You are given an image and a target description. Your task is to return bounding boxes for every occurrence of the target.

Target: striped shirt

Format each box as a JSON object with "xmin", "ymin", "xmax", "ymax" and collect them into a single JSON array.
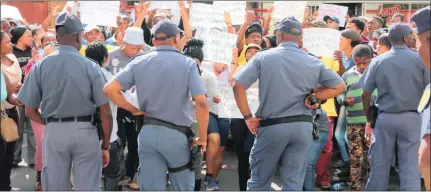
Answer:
[{"xmin": 337, "ymin": 67, "xmax": 378, "ymax": 125}]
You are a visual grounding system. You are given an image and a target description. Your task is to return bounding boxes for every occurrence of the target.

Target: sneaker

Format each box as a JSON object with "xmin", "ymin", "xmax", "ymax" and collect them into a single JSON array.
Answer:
[
  {"xmin": 204, "ymin": 176, "xmax": 219, "ymax": 191},
  {"xmin": 35, "ymin": 181, "xmax": 42, "ymax": 191},
  {"xmin": 128, "ymin": 182, "xmax": 139, "ymax": 190},
  {"xmin": 333, "ymin": 168, "xmax": 350, "ymax": 177},
  {"xmin": 319, "ymin": 182, "xmax": 331, "ymax": 190},
  {"xmin": 332, "ymin": 160, "xmax": 349, "ymax": 169}
]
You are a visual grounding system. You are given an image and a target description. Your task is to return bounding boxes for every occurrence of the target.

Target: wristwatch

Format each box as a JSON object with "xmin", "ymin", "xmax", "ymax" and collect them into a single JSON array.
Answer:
[
  {"xmin": 244, "ymin": 113, "xmax": 253, "ymax": 120},
  {"xmin": 101, "ymin": 144, "xmax": 110, "ymax": 150}
]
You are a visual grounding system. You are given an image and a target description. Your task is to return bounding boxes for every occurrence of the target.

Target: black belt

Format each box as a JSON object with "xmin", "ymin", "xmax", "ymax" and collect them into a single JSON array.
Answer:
[
  {"xmin": 260, "ymin": 115, "xmax": 313, "ymax": 127},
  {"xmin": 142, "ymin": 116, "xmax": 192, "ymax": 137},
  {"xmin": 46, "ymin": 115, "xmax": 94, "ymax": 123},
  {"xmin": 380, "ymin": 110, "xmax": 418, "ymax": 114}
]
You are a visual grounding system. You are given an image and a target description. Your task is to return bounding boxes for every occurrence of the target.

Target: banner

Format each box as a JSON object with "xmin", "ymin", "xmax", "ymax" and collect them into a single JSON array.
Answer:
[
  {"xmin": 1, "ymin": 5, "xmax": 24, "ymax": 21},
  {"xmin": 318, "ymin": 4, "xmax": 349, "ymax": 26},
  {"xmin": 302, "ymin": 28, "xmax": 341, "ymax": 57},
  {"xmin": 218, "ymin": 87, "xmax": 259, "ymax": 119},
  {"xmin": 190, "ymin": 3, "xmax": 224, "ymax": 29},
  {"xmin": 79, "ymin": 1, "xmax": 120, "ymax": 27},
  {"xmin": 197, "ymin": 28, "xmax": 238, "ymax": 65},
  {"xmin": 213, "ymin": 1, "xmax": 246, "ymax": 25}
]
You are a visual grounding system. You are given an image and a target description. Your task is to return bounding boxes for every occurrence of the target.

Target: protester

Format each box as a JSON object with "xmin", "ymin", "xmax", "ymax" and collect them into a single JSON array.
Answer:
[
  {"xmin": 367, "ymin": 16, "xmax": 384, "ymax": 47},
  {"xmin": 346, "ymin": 17, "xmax": 369, "ymax": 43},
  {"xmin": 392, "ymin": 13, "xmax": 405, "ymax": 23},
  {"xmin": 1, "ymin": 19, "xmax": 11, "ymax": 36},
  {"xmin": 263, "ymin": 34, "xmax": 277, "ymax": 49},
  {"xmin": 376, "ymin": 33, "xmax": 392, "ymax": 55},
  {"xmin": 323, "ymin": 15, "xmax": 340, "ymax": 30},
  {"xmin": 236, "ymin": 10, "xmax": 264, "ymax": 66}
]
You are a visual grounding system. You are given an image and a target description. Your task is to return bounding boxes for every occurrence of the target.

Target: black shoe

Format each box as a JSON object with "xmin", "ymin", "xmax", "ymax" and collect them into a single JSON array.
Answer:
[
  {"xmin": 332, "ymin": 160, "xmax": 349, "ymax": 169},
  {"xmin": 28, "ymin": 163, "xmax": 35, "ymax": 168}
]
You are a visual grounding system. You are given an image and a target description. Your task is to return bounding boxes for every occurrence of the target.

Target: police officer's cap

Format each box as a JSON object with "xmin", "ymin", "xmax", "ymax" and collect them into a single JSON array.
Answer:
[
  {"xmin": 55, "ymin": 12, "xmax": 83, "ymax": 35},
  {"xmin": 245, "ymin": 23, "xmax": 263, "ymax": 38},
  {"xmin": 411, "ymin": 6, "xmax": 430, "ymax": 34},
  {"xmin": 151, "ymin": 20, "xmax": 180, "ymax": 41},
  {"xmin": 387, "ymin": 22, "xmax": 412, "ymax": 43},
  {"xmin": 274, "ymin": 16, "xmax": 302, "ymax": 36}
]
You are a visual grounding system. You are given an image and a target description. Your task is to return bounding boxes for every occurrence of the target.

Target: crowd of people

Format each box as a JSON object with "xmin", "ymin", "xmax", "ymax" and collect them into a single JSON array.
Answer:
[{"xmin": 0, "ymin": 1, "xmax": 430, "ymax": 191}]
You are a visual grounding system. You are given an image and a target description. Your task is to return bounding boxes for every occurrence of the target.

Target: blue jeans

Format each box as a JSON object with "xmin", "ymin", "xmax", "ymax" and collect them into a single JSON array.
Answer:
[
  {"xmin": 335, "ymin": 106, "xmax": 349, "ymax": 163},
  {"xmin": 303, "ymin": 130, "xmax": 329, "ymax": 191}
]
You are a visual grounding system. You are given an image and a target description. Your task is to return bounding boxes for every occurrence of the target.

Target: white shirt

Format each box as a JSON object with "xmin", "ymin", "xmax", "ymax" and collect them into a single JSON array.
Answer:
[
  {"xmin": 101, "ymin": 68, "xmax": 119, "ymax": 143},
  {"xmin": 191, "ymin": 68, "xmax": 219, "ymax": 121},
  {"xmin": 1, "ymin": 54, "xmax": 22, "ymax": 109}
]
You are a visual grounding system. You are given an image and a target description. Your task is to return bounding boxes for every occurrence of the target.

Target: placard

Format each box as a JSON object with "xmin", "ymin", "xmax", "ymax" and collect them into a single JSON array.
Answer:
[
  {"xmin": 79, "ymin": 1, "xmax": 120, "ymax": 27},
  {"xmin": 190, "ymin": 3, "xmax": 224, "ymax": 29},
  {"xmin": 1, "ymin": 5, "xmax": 24, "ymax": 21},
  {"xmin": 213, "ymin": 1, "xmax": 246, "ymax": 25},
  {"xmin": 201, "ymin": 28, "xmax": 238, "ymax": 65},
  {"xmin": 302, "ymin": 28, "xmax": 341, "ymax": 57},
  {"xmin": 62, "ymin": 1, "xmax": 79, "ymax": 15},
  {"xmin": 149, "ymin": 1, "xmax": 181, "ymax": 25},
  {"xmin": 318, "ymin": 4, "xmax": 349, "ymax": 26},
  {"xmin": 218, "ymin": 87, "xmax": 259, "ymax": 119},
  {"xmin": 271, "ymin": 1, "xmax": 307, "ymax": 24}
]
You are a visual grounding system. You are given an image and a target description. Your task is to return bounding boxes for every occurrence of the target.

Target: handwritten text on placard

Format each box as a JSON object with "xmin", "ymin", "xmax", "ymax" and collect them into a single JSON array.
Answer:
[
  {"xmin": 318, "ymin": 4, "xmax": 349, "ymax": 27},
  {"xmin": 302, "ymin": 28, "xmax": 341, "ymax": 57},
  {"xmin": 79, "ymin": 1, "xmax": 120, "ymax": 27},
  {"xmin": 213, "ymin": 1, "xmax": 246, "ymax": 25},
  {"xmin": 190, "ymin": 3, "xmax": 224, "ymax": 29},
  {"xmin": 203, "ymin": 29, "xmax": 238, "ymax": 65},
  {"xmin": 218, "ymin": 87, "xmax": 259, "ymax": 119}
]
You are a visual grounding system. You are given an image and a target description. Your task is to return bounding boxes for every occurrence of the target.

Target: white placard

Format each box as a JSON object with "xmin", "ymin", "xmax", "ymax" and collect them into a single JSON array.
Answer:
[
  {"xmin": 201, "ymin": 28, "xmax": 238, "ymax": 65},
  {"xmin": 79, "ymin": 1, "xmax": 120, "ymax": 27},
  {"xmin": 213, "ymin": 1, "xmax": 246, "ymax": 25},
  {"xmin": 1, "ymin": 5, "xmax": 24, "ymax": 21},
  {"xmin": 271, "ymin": 1, "xmax": 307, "ymax": 24},
  {"xmin": 302, "ymin": 28, "xmax": 341, "ymax": 57},
  {"xmin": 218, "ymin": 87, "xmax": 259, "ymax": 118},
  {"xmin": 62, "ymin": 1, "xmax": 79, "ymax": 15},
  {"xmin": 190, "ymin": 3, "xmax": 224, "ymax": 29},
  {"xmin": 149, "ymin": 1, "xmax": 181, "ymax": 25},
  {"xmin": 318, "ymin": 4, "xmax": 349, "ymax": 27}
]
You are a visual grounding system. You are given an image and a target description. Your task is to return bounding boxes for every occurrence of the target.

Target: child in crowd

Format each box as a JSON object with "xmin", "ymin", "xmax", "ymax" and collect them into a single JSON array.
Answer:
[{"xmin": 336, "ymin": 44, "xmax": 377, "ymax": 191}]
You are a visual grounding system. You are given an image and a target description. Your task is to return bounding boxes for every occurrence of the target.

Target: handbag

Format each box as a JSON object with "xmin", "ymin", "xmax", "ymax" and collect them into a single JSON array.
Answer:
[{"xmin": 1, "ymin": 108, "xmax": 19, "ymax": 142}]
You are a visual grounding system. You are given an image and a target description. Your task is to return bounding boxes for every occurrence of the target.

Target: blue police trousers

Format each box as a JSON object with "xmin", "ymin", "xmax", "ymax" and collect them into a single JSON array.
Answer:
[
  {"xmin": 137, "ymin": 125, "xmax": 194, "ymax": 190},
  {"xmin": 247, "ymin": 122, "xmax": 313, "ymax": 191},
  {"xmin": 366, "ymin": 112, "xmax": 421, "ymax": 191},
  {"xmin": 42, "ymin": 122, "xmax": 102, "ymax": 191}
]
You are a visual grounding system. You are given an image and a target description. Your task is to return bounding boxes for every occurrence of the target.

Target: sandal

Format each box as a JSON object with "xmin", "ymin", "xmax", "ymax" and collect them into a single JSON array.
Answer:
[{"xmin": 35, "ymin": 182, "xmax": 42, "ymax": 191}]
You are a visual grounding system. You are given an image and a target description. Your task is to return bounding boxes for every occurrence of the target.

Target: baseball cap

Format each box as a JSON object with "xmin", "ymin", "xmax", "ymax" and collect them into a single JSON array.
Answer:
[
  {"xmin": 9, "ymin": 19, "xmax": 19, "ymax": 26},
  {"xmin": 323, "ymin": 15, "xmax": 340, "ymax": 24},
  {"xmin": 55, "ymin": 12, "xmax": 83, "ymax": 35},
  {"xmin": 151, "ymin": 20, "xmax": 180, "ymax": 41},
  {"xmin": 153, "ymin": 12, "xmax": 168, "ymax": 20},
  {"xmin": 123, "ymin": 27, "xmax": 145, "ymax": 45},
  {"xmin": 84, "ymin": 24, "xmax": 101, "ymax": 34},
  {"xmin": 274, "ymin": 16, "xmax": 302, "ymax": 36},
  {"xmin": 245, "ymin": 43, "xmax": 262, "ymax": 53},
  {"xmin": 387, "ymin": 22, "xmax": 412, "ymax": 43},
  {"xmin": 311, "ymin": 20, "xmax": 327, "ymax": 28},
  {"xmin": 341, "ymin": 29, "xmax": 361, "ymax": 42},
  {"xmin": 410, "ymin": 6, "xmax": 430, "ymax": 34},
  {"xmin": 245, "ymin": 23, "xmax": 263, "ymax": 38}
]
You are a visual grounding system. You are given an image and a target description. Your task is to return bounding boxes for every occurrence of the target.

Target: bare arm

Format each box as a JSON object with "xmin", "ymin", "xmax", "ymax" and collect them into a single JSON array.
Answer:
[
  {"xmin": 313, "ymin": 82, "xmax": 347, "ymax": 101},
  {"xmin": 25, "ymin": 107, "xmax": 45, "ymax": 126},
  {"xmin": 263, "ymin": 6, "xmax": 273, "ymax": 35},
  {"xmin": 99, "ymin": 103, "xmax": 113, "ymax": 149},
  {"xmin": 237, "ymin": 10, "xmax": 255, "ymax": 51},
  {"xmin": 362, "ymin": 91, "xmax": 373, "ymax": 123},
  {"xmin": 133, "ymin": 1, "xmax": 150, "ymax": 28},
  {"xmin": 233, "ymin": 81, "xmax": 251, "ymax": 117},
  {"xmin": 224, "ymin": 12, "xmax": 234, "ymax": 34},
  {"xmin": 194, "ymin": 94, "xmax": 209, "ymax": 142},
  {"xmin": 103, "ymin": 80, "xmax": 141, "ymax": 114},
  {"xmin": 178, "ymin": 1, "xmax": 192, "ymax": 51}
]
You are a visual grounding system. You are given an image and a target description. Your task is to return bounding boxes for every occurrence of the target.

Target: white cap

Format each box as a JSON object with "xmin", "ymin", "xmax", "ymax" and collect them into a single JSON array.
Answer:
[
  {"xmin": 84, "ymin": 25, "xmax": 101, "ymax": 33},
  {"xmin": 123, "ymin": 27, "xmax": 145, "ymax": 45}
]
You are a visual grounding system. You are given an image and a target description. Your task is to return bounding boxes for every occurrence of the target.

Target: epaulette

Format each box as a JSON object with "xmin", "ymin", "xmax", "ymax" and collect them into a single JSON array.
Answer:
[{"xmin": 307, "ymin": 52, "xmax": 318, "ymax": 58}]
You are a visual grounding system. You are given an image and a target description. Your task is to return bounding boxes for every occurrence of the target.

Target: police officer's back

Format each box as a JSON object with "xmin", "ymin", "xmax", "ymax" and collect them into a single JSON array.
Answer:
[
  {"xmin": 232, "ymin": 16, "xmax": 346, "ymax": 190},
  {"xmin": 103, "ymin": 20, "xmax": 209, "ymax": 191},
  {"xmin": 16, "ymin": 12, "xmax": 112, "ymax": 191},
  {"xmin": 362, "ymin": 22, "xmax": 430, "ymax": 191}
]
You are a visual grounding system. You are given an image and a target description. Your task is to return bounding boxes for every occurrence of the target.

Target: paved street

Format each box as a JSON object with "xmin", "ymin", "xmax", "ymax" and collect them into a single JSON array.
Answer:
[{"xmin": 10, "ymin": 134, "xmax": 418, "ymax": 191}]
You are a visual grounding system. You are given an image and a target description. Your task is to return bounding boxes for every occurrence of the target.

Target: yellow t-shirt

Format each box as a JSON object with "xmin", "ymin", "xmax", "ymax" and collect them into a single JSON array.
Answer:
[
  {"xmin": 238, "ymin": 45, "xmax": 247, "ymax": 66},
  {"xmin": 79, "ymin": 44, "xmax": 116, "ymax": 56},
  {"xmin": 320, "ymin": 56, "xmax": 340, "ymax": 117}
]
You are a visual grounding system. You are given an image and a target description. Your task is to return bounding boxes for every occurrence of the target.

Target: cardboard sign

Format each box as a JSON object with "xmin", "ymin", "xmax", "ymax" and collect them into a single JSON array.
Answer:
[
  {"xmin": 218, "ymin": 87, "xmax": 259, "ymax": 119},
  {"xmin": 1, "ymin": 5, "xmax": 24, "ymax": 21},
  {"xmin": 79, "ymin": 1, "xmax": 120, "ymax": 27},
  {"xmin": 318, "ymin": 4, "xmax": 349, "ymax": 27},
  {"xmin": 196, "ymin": 28, "xmax": 238, "ymax": 65},
  {"xmin": 190, "ymin": 3, "xmax": 224, "ymax": 29},
  {"xmin": 271, "ymin": 1, "xmax": 307, "ymax": 23},
  {"xmin": 213, "ymin": 1, "xmax": 246, "ymax": 25},
  {"xmin": 302, "ymin": 28, "xmax": 341, "ymax": 57}
]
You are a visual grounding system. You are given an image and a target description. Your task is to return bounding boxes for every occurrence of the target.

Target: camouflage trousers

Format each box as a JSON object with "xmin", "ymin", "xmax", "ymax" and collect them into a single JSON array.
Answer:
[{"xmin": 346, "ymin": 124, "xmax": 369, "ymax": 191}]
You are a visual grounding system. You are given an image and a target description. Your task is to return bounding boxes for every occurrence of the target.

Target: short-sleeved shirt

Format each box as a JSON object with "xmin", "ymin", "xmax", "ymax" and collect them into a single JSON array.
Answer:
[
  {"xmin": 113, "ymin": 46, "xmax": 205, "ymax": 127},
  {"xmin": 107, "ymin": 47, "xmax": 146, "ymax": 75},
  {"xmin": 363, "ymin": 44, "xmax": 430, "ymax": 113},
  {"xmin": 12, "ymin": 46, "xmax": 32, "ymax": 68},
  {"xmin": 419, "ymin": 84, "xmax": 430, "ymax": 139},
  {"xmin": 320, "ymin": 56, "xmax": 340, "ymax": 117},
  {"xmin": 234, "ymin": 42, "xmax": 344, "ymax": 118},
  {"xmin": 342, "ymin": 52, "xmax": 355, "ymax": 71},
  {"xmin": 17, "ymin": 45, "xmax": 109, "ymax": 118},
  {"xmin": 79, "ymin": 44, "xmax": 116, "ymax": 56}
]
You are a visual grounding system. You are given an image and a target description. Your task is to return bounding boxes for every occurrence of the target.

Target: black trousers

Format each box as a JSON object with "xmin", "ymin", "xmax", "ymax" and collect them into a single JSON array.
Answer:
[
  {"xmin": 0, "ymin": 108, "xmax": 19, "ymax": 191},
  {"xmin": 117, "ymin": 108, "xmax": 139, "ymax": 180},
  {"xmin": 230, "ymin": 119, "xmax": 255, "ymax": 191}
]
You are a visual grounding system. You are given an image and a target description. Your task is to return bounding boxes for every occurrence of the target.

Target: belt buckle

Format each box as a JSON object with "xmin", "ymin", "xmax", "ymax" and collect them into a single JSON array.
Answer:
[
  {"xmin": 74, "ymin": 117, "xmax": 78, "ymax": 122},
  {"xmin": 58, "ymin": 118, "xmax": 62, "ymax": 123}
]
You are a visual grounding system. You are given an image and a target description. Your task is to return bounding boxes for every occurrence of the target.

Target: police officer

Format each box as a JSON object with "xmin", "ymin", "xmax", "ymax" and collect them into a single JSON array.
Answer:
[
  {"xmin": 362, "ymin": 22, "xmax": 430, "ymax": 190},
  {"xmin": 232, "ymin": 16, "xmax": 346, "ymax": 190},
  {"xmin": 16, "ymin": 12, "xmax": 112, "ymax": 191},
  {"xmin": 411, "ymin": 6, "xmax": 431, "ymax": 191},
  {"xmin": 103, "ymin": 20, "xmax": 209, "ymax": 191}
]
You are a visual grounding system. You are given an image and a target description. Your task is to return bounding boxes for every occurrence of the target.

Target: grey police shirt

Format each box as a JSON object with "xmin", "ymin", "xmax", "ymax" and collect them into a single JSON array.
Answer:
[
  {"xmin": 17, "ymin": 45, "xmax": 109, "ymax": 118},
  {"xmin": 114, "ymin": 46, "xmax": 206, "ymax": 127},
  {"xmin": 107, "ymin": 46, "xmax": 152, "ymax": 75},
  {"xmin": 234, "ymin": 41, "xmax": 344, "ymax": 118},
  {"xmin": 363, "ymin": 44, "xmax": 430, "ymax": 113}
]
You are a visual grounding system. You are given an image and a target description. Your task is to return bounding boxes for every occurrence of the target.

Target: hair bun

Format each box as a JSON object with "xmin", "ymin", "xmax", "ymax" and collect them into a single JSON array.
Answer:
[{"xmin": 185, "ymin": 38, "xmax": 204, "ymax": 49}]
